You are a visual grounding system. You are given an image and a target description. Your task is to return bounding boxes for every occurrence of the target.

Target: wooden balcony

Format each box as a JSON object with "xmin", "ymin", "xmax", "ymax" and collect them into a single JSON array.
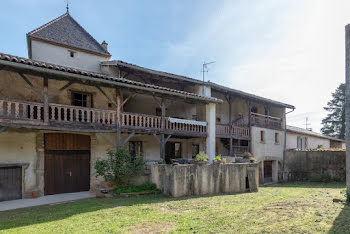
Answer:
[
  {"xmin": 0, "ymin": 98, "xmax": 207, "ymax": 137},
  {"xmin": 216, "ymin": 124, "xmax": 250, "ymax": 139},
  {"xmin": 121, "ymin": 113, "xmax": 207, "ymax": 137},
  {"xmin": 232, "ymin": 146, "xmax": 249, "ymax": 156},
  {"xmin": 250, "ymin": 112, "xmax": 283, "ymax": 130}
]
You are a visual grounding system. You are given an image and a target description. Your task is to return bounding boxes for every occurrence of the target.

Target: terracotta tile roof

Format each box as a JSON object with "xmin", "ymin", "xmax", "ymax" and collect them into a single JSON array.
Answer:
[
  {"xmin": 0, "ymin": 52, "xmax": 221, "ymax": 103},
  {"xmin": 287, "ymin": 125, "xmax": 345, "ymax": 142},
  {"xmin": 27, "ymin": 13, "xmax": 110, "ymax": 56},
  {"xmin": 102, "ymin": 60, "xmax": 295, "ymax": 109}
]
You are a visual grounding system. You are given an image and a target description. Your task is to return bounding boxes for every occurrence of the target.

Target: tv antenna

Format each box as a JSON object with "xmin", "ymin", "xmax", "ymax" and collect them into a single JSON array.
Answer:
[
  {"xmin": 305, "ymin": 117, "xmax": 312, "ymax": 131},
  {"xmin": 201, "ymin": 61, "xmax": 216, "ymax": 83}
]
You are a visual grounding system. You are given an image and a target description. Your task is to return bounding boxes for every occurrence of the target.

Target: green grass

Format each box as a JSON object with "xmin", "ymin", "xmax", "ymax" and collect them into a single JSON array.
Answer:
[{"xmin": 0, "ymin": 182, "xmax": 349, "ymax": 233}]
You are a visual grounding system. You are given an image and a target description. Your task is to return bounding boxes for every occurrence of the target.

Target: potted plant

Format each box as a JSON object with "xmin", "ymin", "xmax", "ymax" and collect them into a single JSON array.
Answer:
[
  {"xmin": 194, "ymin": 152, "xmax": 208, "ymax": 165},
  {"xmin": 157, "ymin": 158, "xmax": 165, "ymax": 164},
  {"xmin": 241, "ymin": 152, "xmax": 255, "ymax": 163},
  {"xmin": 213, "ymin": 155, "xmax": 221, "ymax": 164}
]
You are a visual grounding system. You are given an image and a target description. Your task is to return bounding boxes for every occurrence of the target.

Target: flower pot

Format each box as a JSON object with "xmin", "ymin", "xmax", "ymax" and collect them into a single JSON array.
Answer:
[
  {"xmin": 213, "ymin": 160, "xmax": 221, "ymax": 164},
  {"xmin": 195, "ymin": 161, "xmax": 208, "ymax": 165}
]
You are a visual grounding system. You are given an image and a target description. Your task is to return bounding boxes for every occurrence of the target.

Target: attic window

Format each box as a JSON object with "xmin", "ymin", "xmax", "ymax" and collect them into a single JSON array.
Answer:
[{"xmin": 69, "ymin": 51, "xmax": 76, "ymax": 58}]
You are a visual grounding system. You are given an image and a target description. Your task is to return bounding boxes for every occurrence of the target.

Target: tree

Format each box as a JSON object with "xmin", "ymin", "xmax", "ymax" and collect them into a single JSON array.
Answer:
[{"xmin": 321, "ymin": 83, "xmax": 346, "ymax": 139}]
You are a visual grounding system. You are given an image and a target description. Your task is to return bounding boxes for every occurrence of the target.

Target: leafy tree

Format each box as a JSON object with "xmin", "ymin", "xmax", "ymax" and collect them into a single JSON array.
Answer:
[
  {"xmin": 321, "ymin": 83, "xmax": 345, "ymax": 139},
  {"xmin": 94, "ymin": 148, "xmax": 145, "ymax": 187}
]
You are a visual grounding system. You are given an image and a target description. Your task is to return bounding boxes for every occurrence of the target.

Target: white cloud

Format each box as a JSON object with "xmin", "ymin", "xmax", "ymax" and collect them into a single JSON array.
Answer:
[{"xmin": 159, "ymin": 0, "xmax": 350, "ymax": 133}]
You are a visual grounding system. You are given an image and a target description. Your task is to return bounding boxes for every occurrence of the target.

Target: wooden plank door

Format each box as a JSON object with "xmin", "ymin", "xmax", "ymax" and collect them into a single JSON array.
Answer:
[
  {"xmin": 0, "ymin": 167, "xmax": 22, "ymax": 201},
  {"xmin": 264, "ymin": 161, "xmax": 273, "ymax": 183},
  {"xmin": 44, "ymin": 133, "xmax": 90, "ymax": 195}
]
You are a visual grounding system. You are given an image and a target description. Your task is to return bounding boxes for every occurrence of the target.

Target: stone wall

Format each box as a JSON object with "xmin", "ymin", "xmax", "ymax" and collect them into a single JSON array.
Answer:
[
  {"xmin": 284, "ymin": 150, "xmax": 346, "ymax": 181},
  {"xmin": 151, "ymin": 163, "xmax": 259, "ymax": 197}
]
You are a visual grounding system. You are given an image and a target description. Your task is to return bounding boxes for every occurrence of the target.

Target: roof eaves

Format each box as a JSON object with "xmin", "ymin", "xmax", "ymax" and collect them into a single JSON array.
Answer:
[
  {"xmin": 0, "ymin": 53, "xmax": 221, "ymax": 104},
  {"xmin": 209, "ymin": 81, "xmax": 295, "ymax": 109}
]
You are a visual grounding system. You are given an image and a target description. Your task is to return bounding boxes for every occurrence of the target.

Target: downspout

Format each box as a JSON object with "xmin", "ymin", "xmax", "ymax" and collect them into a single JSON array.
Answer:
[{"xmin": 282, "ymin": 107, "xmax": 295, "ymax": 181}]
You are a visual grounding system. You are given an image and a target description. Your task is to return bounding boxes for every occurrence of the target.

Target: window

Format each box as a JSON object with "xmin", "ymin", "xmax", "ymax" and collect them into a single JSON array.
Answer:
[
  {"xmin": 155, "ymin": 108, "xmax": 162, "ymax": 116},
  {"xmin": 304, "ymin": 137, "xmax": 308, "ymax": 149},
  {"xmin": 216, "ymin": 117, "xmax": 221, "ymax": 123},
  {"xmin": 297, "ymin": 136, "xmax": 303, "ymax": 149},
  {"xmin": 192, "ymin": 144, "xmax": 200, "ymax": 158},
  {"xmin": 69, "ymin": 50, "xmax": 75, "ymax": 58},
  {"xmin": 251, "ymin": 106, "xmax": 258, "ymax": 113},
  {"xmin": 260, "ymin": 130, "xmax": 265, "ymax": 143},
  {"xmin": 129, "ymin": 141, "xmax": 143, "ymax": 159},
  {"xmin": 275, "ymin": 133, "xmax": 279, "ymax": 144},
  {"xmin": 72, "ymin": 92, "xmax": 92, "ymax": 107},
  {"xmin": 165, "ymin": 142, "xmax": 182, "ymax": 163}
]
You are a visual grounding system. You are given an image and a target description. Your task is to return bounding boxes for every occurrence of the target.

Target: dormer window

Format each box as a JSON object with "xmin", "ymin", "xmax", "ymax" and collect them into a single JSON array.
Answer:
[{"xmin": 69, "ymin": 50, "xmax": 76, "ymax": 58}]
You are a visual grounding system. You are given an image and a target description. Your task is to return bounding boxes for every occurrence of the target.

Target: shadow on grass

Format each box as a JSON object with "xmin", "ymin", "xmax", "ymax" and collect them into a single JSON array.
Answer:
[
  {"xmin": 329, "ymin": 203, "xmax": 350, "ymax": 233},
  {"xmin": 0, "ymin": 193, "xmax": 234, "ymax": 231},
  {"xmin": 266, "ymin": 182, "xmax": 346, "ymax": 189},
  {"xmin": 0, "ymin": 194, "xmax": 173, "ymax": 230}
]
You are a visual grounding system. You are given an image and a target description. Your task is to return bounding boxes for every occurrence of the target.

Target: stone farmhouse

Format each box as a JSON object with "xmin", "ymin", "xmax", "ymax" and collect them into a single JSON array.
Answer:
[
  {"xmin": 0, "ymin": 12, "xmax": 294, "ymax": 201},
  {"xmin": 286, "ymin": 125, "xmax": 345, "ymax": 150}
]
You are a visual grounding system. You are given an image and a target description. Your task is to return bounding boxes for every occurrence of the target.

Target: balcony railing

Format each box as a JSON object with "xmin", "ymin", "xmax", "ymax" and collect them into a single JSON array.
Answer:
[
  {"xmin": 232, "ymin": 146, "xmax": 249, "ymax": 155},
  {"xmin": 121, "ymin": 113, "xmax": 207, "ymax": 136},
  {"xmin": 250, "ymin": 113, "xmax": 283, "ymax": 130},
  {"xmin": 216, "ymin": 124, "xmax": 250, "ymax": 139},
  {"xmin": 0, "ymin": 98, "xmax": 207, "ymax": 136}
]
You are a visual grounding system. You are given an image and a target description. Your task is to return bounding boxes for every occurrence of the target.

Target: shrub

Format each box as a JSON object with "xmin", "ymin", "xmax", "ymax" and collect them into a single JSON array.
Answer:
[
  {"xmin": 94, "ymin": 148, "xmax": 145, "ymax": 187},
  {"xmin": 333, "ymin": 176, "xmax": 343, "ymax": 182},
  {"xmin": 195, "ymin": 152, "xmax": 208, "ymax": 162},
  {"xmin": 214, "ymin": 155, "xmax": 221, "ymax": 161},
  {"xmin": 310, "ymin": 173, "xmax": 331, "ymax": 182},
  {"xmin": 112, "ymin": 183, "xmax": 158, "ymax": 194}
]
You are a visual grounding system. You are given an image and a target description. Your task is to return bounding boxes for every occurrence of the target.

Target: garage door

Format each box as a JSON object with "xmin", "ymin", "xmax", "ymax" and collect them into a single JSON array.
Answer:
[
  {"xmin": 0, "ymin": 166, "xmax": 22, "ymax": 201},
  {"xmin": 44, "ymin": 133, "xmax": 90, "ymax": 195}
]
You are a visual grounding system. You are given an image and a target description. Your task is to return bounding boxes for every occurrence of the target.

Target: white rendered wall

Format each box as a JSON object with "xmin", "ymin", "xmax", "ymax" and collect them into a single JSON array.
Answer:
[
  {"xmin": 286, "ymin": 132, "xmax": 330, "ymax": 150},
  {"xmin": 251, "ymin": 126, "xmax": 285, "ymax": 162},
  {"xmin": 31, "ymin": 40, "xmax": 108, "ymax": 73}
]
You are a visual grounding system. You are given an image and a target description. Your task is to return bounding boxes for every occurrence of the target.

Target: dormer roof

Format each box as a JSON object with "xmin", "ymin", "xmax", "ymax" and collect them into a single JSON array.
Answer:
[{"xmin": 27, "ymin": 13, "xmax": 110, "ymax": 57}]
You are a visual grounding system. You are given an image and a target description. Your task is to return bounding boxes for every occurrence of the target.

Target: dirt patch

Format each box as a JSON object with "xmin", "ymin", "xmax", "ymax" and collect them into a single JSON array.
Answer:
[{"xmin": 130, "ymin": 222, "xmax": 173, "ymax": 233}]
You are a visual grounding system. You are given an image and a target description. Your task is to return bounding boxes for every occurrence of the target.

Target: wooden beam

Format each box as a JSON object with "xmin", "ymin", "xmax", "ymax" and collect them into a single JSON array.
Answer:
[
  {"xmin": 152, "ymin": 95, "xmax": 162, "ymax": 108},
  {"xmin": 121, "ymin": 131, "xmax": 135, "ymax": 146},
  {"xmin": 18, "ymin": 73, "xmax": 44, "ymax": 99},
  {"xmin": 164, "ymin": 134, "xmax": 172, "ymax": 144},
  {"xmin": 97, "ymin": 133, "xmax": 117, "ymax": 147},
  {"xmin": 96, "ymin": 86, "xmax": 118, "ymax": 108},
  {"xmin": 121, "ymin": 93, "xmax": 136, "ymax": 107},
  {"xmin": 48, "ymin": 81, "xmax": 74, "ymax": 100},
  {"xmin": 0, "ymin": 126, "xmax": 8, "ymax": 134},
  {"xmin": 153, "ymin": 133, "xmax": 161, "ymax": 144}
]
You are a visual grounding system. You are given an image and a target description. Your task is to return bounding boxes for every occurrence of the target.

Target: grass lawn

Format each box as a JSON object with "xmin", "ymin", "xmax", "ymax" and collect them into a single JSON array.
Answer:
[{"xmin": 0, "ymin": 182, "xmax": 349, "ymax": 233}]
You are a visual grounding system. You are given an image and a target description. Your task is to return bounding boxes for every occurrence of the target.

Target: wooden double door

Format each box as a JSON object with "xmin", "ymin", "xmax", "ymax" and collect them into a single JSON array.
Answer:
[
  {"xmin": 0, "ymin": 166, "xmax": 22, "ymax": 201},
  {"xmin": 44, "ymin": 133, "xmax": 91, "ymax": 195}
]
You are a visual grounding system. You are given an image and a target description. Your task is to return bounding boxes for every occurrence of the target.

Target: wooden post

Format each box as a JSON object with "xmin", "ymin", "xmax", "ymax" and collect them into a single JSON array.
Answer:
[
  {"xmin": 228, "ymin": 95, "xmax": 233, "ymax": 156},
  {"xmin": 43, "ymin": 77, "xmax": 49, "ymax": 123},
  {"xmin": 160, "ymin": 98, "xmax": 166, "ymax": 160},
  {"xmin": 116, "ymin": 89, "xmax": 122, "ymax": 149},
  {"xmin": 248, "ymin": 101, "xmax": 252, "ymax": 152}
]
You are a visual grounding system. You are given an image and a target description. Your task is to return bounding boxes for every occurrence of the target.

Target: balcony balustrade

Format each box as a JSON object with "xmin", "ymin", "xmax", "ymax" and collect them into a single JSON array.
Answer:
[{"xmin": 0, "ymin": 98, "xmax": 207, "ymax": 136}]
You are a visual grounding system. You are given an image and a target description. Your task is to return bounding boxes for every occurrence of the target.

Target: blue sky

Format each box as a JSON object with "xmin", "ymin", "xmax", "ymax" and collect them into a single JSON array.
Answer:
[{"xmin": 1, "ymin": 0, "xmax": 350, "ymax": 132}]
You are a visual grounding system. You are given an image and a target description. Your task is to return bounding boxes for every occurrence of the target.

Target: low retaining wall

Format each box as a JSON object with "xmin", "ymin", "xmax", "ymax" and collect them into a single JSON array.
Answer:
[
  {"xmin": 151, "ymin": 163, "xmax": 259, "ymax": 197},
  {"xmin": 284, "ymin": 150, "xmax": 346, "ymax": 181}
]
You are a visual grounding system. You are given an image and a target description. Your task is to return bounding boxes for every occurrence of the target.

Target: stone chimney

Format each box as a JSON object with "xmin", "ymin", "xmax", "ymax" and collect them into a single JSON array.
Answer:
[{"xmin": 101, "ymin": 40, "xmax": 108, "ymax": 51}]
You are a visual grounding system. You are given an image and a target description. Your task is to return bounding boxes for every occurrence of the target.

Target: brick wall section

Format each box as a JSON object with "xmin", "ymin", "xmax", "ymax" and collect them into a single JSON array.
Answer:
[{"xmin": 285, "ymin": 150, "xmax": 346, "ymax": 181}]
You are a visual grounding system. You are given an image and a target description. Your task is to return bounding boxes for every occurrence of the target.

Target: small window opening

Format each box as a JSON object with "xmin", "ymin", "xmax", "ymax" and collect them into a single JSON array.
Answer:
[
  {"xmin": 275, "ymin": 133, "xmax": 279, "ymax": 144},
  {"xmin": 69, "ymin": 51, "xmax": 75, "ymax": 58},
  {"xmin": 260, "ymin": 130, "xmax": 265, "ymax": 143}
]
